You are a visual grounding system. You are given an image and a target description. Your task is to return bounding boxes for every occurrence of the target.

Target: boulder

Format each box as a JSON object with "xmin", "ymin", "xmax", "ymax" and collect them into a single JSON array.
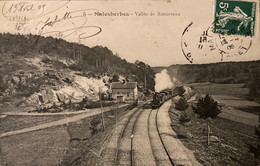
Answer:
[
  {"xmin": 46, "ymin": 88, "xmax": 55, "ymax": 102},
  {"xmin": 210, "ymin": 135, "xmax": 220, "ymax": 142},
  {"xmin": 20, "ymin": 77, "xmax": 26, "ymax": 85},
  {"xmin": 57, "ymin": 93, "xmax": 66, "ymax": 102},
  {"xmin": 11, "ymin": 76, "xmax": 20, "ymax": 84},
  {"xmin": 0, "ymin": 115, "xmax": 7, "ymax": 119},
  {"xmin": 26, "ymin": 93, "xmax": 40, "ymax": 105},
  {"xmin": 26, "ymin": 72, "xmax": 33, "ymax": 78},
  {"xmin": 221, "ymin": 143, "xmax": 237, "ymax": 151},
  {"xmin": 40, "ymin": 90, "xmax": 47, "ymax": 103},
  {"xmin": 38, "ymin": 88, "xmax": 56, "ymax": 103}
]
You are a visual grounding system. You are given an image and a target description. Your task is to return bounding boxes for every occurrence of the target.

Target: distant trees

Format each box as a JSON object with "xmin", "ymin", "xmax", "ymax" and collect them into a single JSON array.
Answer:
[
  {"xmin": 134, "ymin": 60, "xmax": 155, "ymax": 93},
  {"xmin": 247, "ymin": 68, "xmax": 260, "ymax": 102},
  {"xmin": 193, "ymin": 94, "xmax": 222, "ymax": 145},
  {"xmin": 163, "ymin": 61, "xmax": 260, "ymax": 84}
]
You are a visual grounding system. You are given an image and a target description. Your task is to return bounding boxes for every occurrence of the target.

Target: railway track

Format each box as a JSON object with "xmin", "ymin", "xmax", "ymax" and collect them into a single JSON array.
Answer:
[
  {"xmin": 154, "ymin": 108, "xmax": 175, "ymax": 166},
  {"xmin": 111, "ymin": 106, "xmax": 175, "ymax": 166},
  {"xmin": 113, "ymin": 107, "xmax": 136, "ymax": 166},
  {"xmin": 113, "ymin": 107, "xmax": 143, "ymax": 166}
]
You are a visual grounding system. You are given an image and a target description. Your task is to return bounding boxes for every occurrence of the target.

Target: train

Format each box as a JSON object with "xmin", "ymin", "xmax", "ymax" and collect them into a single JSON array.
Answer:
[{"xmin": 151, "ymin": 86, "xmax": 185, "ymax": 109}]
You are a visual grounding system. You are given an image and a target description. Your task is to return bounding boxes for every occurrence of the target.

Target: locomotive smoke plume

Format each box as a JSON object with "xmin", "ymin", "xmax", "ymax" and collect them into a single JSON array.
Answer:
[{"xmin": 155, "ymin": 69, "xmax": 173, "ymax": 92}]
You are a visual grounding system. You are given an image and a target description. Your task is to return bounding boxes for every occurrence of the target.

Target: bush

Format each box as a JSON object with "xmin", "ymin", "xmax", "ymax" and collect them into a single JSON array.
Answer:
[
  {"xmin": 179, "ymin": 111, "xmax": 191, "ymax": 124},
  {"xmin": 175, "ymin": 97, "xmax": 188, "ymax": 111},
  {"xmin": 177, "ymin": 86, "xmax": 185, "ymax": 96},
  {"xmin": 0, "ymin": 74, "xmax": 7, "ymax": 94}
]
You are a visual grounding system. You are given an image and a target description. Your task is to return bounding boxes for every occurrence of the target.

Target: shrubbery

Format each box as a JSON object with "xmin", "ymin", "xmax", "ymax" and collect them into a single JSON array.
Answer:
[
  {"xmin": 32, "ymin": 98, "xmax": 118, "ymax": 113},
  {"xmin": 175, "ymin": 97, "xmax": 188, "ymax": 111},
  {"xmin": 179, "ymin": 111, "xmax": 191, "ymax": 124}
]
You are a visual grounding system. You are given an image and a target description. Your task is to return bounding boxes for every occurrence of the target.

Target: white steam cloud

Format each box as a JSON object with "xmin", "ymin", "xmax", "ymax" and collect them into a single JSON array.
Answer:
[{"xmin": 155, "ymin": 69, "xmax": 173, "ymax": 92}]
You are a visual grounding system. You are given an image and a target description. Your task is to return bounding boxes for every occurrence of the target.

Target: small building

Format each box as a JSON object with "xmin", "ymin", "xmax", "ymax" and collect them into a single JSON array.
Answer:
[{"xmin": 111, "ymin": 82, "xmax": 138, "ymax": 101}]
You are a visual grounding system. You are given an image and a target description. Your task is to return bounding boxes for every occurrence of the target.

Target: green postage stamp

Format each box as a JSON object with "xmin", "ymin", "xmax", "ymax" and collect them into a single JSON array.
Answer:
[{"xmin": 214, "ymin": 0, "xmax": 256, "ymax": 36}]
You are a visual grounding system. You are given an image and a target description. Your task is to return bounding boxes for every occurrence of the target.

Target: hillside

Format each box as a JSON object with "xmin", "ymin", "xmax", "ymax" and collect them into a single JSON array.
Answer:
[
  {"xmin": 153, "ymin": 61, "xmax": 260, "ymax": 101},
  {"xmin": 0, "ymin": 33, "xmax": 155, "ymax": 112}
]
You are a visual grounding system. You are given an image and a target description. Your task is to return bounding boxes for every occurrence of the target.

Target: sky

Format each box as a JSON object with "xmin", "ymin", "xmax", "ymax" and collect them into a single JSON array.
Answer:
[{"xmin": 0, "ymin": 0, "xmax": 259, "ymax": 66}]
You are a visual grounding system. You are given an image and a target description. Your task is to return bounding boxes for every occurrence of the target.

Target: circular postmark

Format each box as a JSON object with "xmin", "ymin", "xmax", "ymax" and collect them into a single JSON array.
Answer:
[{"xmin": 181, "ymin": 22, "xmax": 252, "ymax": 63}]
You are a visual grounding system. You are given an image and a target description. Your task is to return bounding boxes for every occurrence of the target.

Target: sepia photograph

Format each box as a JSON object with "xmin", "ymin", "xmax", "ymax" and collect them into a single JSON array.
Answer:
[{"xmin": 0, "ymin": 0, "xmax": 259, "ymax": 165}]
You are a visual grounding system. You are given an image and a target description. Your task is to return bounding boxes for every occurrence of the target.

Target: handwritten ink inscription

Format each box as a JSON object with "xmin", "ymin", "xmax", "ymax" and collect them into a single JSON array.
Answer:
[{"xmin": 2, "ymin": 1, "xmax": 102, "ymax": 41}]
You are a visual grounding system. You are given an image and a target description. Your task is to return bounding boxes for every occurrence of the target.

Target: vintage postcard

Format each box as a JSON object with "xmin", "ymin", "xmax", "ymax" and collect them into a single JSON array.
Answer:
[{"xmin": 0, "ymin": 0, "xmax": 259, "ymax": 165}]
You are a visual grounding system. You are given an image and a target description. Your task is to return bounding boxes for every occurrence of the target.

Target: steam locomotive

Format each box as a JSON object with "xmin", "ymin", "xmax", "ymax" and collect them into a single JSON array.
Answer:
[{"xmin": 151, "ymin": 86, "xmax": 185, "ymax": 109}]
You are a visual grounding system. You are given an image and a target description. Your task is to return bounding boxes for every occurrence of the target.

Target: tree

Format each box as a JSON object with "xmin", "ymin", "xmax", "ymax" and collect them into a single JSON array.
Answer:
[
  {"xmin": 111, "ymin": 74, "xmax": 119, "ymax": 82},
  {"xmin": 253, "ymin": 115, "xmax": 260, "ymax": 162},
  {"xmin": 134, "ymin": 60, "xmax": 155, "ymax": 92},
  {"xmin": 193, "ymin": 94, "xmax": 221, "ymax": 145}
]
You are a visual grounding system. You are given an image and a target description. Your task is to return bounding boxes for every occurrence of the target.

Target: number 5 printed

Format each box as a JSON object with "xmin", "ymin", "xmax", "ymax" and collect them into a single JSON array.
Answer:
[{"xmin": 219, "ymin": 2, "xmax": 229, "ymax": 10}]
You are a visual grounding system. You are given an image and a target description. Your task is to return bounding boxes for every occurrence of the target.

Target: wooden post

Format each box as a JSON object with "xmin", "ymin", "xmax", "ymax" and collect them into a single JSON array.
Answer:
[
  {"xmin": 79, "ymin": 47, "xmax": 81, "ymax": 60},
  {"xmin": 99, "ymin": 87, "xmax": 105, "ymax": 131},
  {"xmin": 131, "ymin": 134, "xmax": 134, "ymax": 166},
  {"xmin": 207, "ymin": 119, "xmax": 210, "ymax": 146}
]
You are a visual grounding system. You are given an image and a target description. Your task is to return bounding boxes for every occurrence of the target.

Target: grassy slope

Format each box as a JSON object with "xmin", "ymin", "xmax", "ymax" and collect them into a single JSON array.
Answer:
[
  {"xmin": 169, "ymin": 83, "xmax": 260, "ymax": 165},
  {"xmin": 0, "ymin": 126, "xmax": 70, "ymax": 166},
  {"xmin": 169, "ymin": 104, "xmax": 258, "ymax": 166}
]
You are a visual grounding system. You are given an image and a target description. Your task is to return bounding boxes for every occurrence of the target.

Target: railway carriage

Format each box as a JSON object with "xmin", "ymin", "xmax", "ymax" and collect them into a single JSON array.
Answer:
[{"xmin": 151, "ymin": 86, "xmax": 185, "ymax": 109}]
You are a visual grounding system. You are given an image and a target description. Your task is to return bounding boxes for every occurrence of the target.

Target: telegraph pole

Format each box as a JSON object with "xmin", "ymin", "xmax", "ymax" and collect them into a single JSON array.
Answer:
[
  {"xmin": 144, "ymin": 71, "xmax": 147, "ymax": 101},
  {"xmin": 99, "ymin": 87, "xmax": 105, "ymax": 131}
]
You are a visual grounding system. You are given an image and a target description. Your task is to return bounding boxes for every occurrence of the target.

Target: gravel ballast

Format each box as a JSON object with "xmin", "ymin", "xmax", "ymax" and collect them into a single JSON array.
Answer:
[
  {"xmin": 157, "ymin": 100, "xmax": 201, "ymax": 166},
  {"xmin": 133, "ymin": 109, "xmax": 156, "ymax": 166}
]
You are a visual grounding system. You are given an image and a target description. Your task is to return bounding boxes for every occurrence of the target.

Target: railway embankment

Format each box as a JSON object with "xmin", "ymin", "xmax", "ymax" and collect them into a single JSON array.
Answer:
[{"xmin": 157, "ymin": 100, "xmax": 201, "ymax": 166}]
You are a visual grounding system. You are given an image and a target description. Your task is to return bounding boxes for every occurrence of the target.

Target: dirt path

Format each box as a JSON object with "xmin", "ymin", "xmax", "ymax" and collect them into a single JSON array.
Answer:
[
  {"xmin": 0, "ymin": 104, "xmax": 127, "ymax": 138},
  {"xmin": 219, "ymin": 106, "xmax": 258, "ymax": 126},
  {"xmin": 211, "ymin": 95, "xmax": 259, "ymax": 126},
  {"xmin": 1, "ymin": 104, "xmax": 128, "ymax": 116}
]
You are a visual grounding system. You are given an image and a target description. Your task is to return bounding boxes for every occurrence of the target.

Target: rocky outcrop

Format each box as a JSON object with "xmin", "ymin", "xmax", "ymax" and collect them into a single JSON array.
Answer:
[{"xmin": 1, "ymin": 64, "xmax": 111, "ymax": 112}]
